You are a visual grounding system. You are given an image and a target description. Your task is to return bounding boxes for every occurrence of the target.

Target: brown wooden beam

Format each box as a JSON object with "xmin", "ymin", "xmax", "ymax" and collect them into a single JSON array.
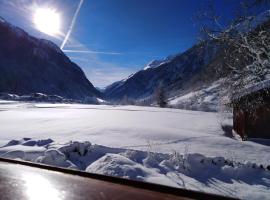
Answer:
[{"xmin": 0, "ymin": 157, "xmax": 238, "ymax": 200}]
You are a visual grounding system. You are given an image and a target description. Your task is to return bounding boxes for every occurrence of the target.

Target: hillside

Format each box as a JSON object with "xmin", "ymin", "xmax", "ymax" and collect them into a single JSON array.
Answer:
[
  {"xmin": 0, "ymin": 17, "xmax": 101, "ymax": 100},
  {"xmin": 105, "ymin": 41, "xmax": 222, "ymax": 100}
]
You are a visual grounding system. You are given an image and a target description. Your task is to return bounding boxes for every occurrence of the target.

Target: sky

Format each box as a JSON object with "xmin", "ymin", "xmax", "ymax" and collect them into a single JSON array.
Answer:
[{"xmin": 0, "ymin": 0, "xmax": 247, "ymax": 88}]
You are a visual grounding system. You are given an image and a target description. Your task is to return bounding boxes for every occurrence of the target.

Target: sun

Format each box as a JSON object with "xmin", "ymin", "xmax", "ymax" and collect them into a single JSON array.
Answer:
[{"xmin": 33, "ymin": 8, "xmax": 60, "ymax": 36}]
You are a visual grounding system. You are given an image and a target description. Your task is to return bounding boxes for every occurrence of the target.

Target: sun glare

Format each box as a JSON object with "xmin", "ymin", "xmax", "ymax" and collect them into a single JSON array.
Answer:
[{"xmin": 33, "ymin": 8, "xmax": 60, "ymax": 36}]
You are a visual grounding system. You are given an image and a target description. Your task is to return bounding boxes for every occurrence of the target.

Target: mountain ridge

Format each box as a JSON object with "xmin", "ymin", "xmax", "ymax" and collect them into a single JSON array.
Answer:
[
  {"xmin": 0, "ymin": 17, "xmax": 101, "ymax": 100},
  {"xmin": 104, "ymin": 40, "xmax": 222, "ymax": 102},
  {"xmin": 104, "ymin": 10, "xmax": 270, "ymax": 109}
]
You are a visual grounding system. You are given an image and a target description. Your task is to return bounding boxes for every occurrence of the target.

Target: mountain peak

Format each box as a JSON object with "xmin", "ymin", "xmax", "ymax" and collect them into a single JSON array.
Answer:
[{"xmin": 143, "ymin": 55, "xmax": 176, "ymax": 70}]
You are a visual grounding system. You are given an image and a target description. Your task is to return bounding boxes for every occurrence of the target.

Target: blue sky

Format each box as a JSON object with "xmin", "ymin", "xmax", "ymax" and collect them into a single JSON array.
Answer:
[{"xmin": 0, "ymin": 0, "xmax": 245, "ymax": 87}]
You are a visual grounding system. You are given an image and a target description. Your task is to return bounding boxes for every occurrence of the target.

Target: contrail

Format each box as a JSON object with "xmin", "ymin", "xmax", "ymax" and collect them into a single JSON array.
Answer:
[
  {"xmin": 60, "ymin": 0, "xmax": 84, "ymax": 50},
  {"xmin": 63, "ymin": 50, "xmax": 123, "ymax": 55}
]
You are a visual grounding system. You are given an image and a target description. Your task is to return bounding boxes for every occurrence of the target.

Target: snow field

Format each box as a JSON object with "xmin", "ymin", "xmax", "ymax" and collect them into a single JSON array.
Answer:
[{"xmin": 0, "ymin": 101, "xmax": 270, "ymax": 199}]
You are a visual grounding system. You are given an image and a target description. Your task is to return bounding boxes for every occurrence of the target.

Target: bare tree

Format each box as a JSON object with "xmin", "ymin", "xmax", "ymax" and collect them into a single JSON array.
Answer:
[
  {"xmin": 197, "ymin": 0, "xmax": 270, "ymax": 109},
  {"xmin": 197, "ymin": 0, "xmax": 270, "ymax": 97}
]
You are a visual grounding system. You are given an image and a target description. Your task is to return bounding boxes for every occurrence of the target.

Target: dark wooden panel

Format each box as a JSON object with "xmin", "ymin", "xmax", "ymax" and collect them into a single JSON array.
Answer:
[{"xmin": 0, "ymin": 158, "xmax": 237, "ymax": 200}]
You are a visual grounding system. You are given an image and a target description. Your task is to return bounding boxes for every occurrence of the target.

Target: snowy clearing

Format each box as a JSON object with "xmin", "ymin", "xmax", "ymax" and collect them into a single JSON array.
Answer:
[{"xmin": 0, "ymin": 101, "xmax": 269, "ymax": 199}]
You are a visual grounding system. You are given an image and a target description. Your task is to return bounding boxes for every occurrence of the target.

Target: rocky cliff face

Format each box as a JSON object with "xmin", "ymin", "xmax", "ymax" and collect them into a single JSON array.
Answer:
[{"xmin": 0, "ymin": 17, "xmax": 101, "ymax": 100}]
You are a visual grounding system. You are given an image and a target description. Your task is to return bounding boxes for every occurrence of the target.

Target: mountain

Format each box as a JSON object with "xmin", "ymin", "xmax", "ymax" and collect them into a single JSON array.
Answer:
[
  {"xmin": 104, "ymin": 41, "xmax": 222, "ymax": 102},
  {"xmin": 104, "ymin": 10, "xmax": 270, "ymax": 110},
  {"xmin": 0, "ymin": 17, "xmax": 101, "ymax": 100},
  {"xmin": 143, "ymin": 55, "xmax": 176, "ymax": 70}
]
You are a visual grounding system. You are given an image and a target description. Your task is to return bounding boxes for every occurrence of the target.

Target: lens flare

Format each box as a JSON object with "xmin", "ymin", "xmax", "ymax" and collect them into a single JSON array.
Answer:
[{"xmin": 33, "ymin": 8, "xmax": 60, "ymax": 36}]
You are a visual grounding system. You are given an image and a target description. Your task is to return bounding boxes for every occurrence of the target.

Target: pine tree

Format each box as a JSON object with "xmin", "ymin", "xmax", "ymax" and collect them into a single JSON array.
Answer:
[{"xmin": 155, "ymin": 85, "xmax": 167, "ymax": 108}]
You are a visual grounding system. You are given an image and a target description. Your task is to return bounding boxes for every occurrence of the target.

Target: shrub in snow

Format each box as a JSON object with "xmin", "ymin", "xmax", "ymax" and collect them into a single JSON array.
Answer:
[
  {"xmin": 57, "ymin": 141, "xmax": 93, "ymax": 169},
  {"xmin": 143, "ymin": 152, "xmax": 162, "ymax": 170},
  {"xmin": 160, "ymin": 152, "xmax": 183, "ymax": 172},
  {"xmin": 212, "ymin": 157, "xmax": 226, "ymax": 166},
  {"xmin": 163, "ymin": 145, "xmax": 192, "ymax": 172},
  {"xmin": 59, "ymin": 141, "xmax": 92, "ymax": 157},
  {"xmin": 121, "ymin": 150, "xmax": 145, "ymax": 163}
]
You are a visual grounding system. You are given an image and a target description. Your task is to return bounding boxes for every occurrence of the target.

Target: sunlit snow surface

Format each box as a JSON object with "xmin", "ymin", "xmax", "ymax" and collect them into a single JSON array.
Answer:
[{"xmin": 0, "ymin": 101, "xmax": 269, "ymax": 199}]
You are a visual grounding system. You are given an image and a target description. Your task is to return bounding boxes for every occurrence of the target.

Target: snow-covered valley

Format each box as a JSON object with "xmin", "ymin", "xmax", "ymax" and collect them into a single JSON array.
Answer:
[{"xmin": 0, "ymin": 101, "xmax": 269, "ymax": 199}]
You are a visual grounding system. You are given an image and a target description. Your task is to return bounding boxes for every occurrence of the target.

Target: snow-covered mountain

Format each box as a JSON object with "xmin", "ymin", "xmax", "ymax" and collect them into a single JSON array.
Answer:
[
  {"xmin": 104, "ymin": 41, "xmax": 222, "ymax": 103},
  {"xmin": 104, "ymin": 11, "xmax": 270, "ymax": 110},
  {"xmin": 143, "ymin": 55, "xmax": 176, "ymax": 70},
  {"xmin": 0, "ymin": 17, "xmax": 101, "ymax": 100}
]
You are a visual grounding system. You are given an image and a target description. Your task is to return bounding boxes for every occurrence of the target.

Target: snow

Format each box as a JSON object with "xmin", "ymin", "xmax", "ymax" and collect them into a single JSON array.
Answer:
[
  {"xmin": 97, "ymin": 98, "xmax": 107, "ymax": 103},
  {"xmin": 36, "ymin": 149, "xmax": 77, "ymax": 169},
  {"xmin": 169, "ymin": 92, "xmax": 196, "ymax": 104},
  {"xmin": 143, "ymin": 55, "xmax": 177, "ymax": 70},
  {"xmin": 0, "ymin": 138, "xmax": 269, "ymax": 199},
  {"xmin": 0, "ymin": 101, "xmax": 269, "ymax": 199},
  {"xmin": 233, "ymin": 79, "xmax": 270, "ymax": 100},
  {"xmin": 168, "ymin": 80, "xmax": 222, "ymax": 112},
  {"xmin": 0, "ymin": 100, "xmax": 17, "ymax": 104},
  {"xmin": 86, "ymin": 153, "xmax": 179, "ymax": 187},
  {"xmin": 123, "ymin": 73, "xmax": 135, "ymax": 81}
]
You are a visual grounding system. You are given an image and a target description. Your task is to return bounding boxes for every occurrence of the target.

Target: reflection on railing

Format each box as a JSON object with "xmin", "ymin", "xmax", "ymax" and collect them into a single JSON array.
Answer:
[{"xmin": 22, "ymin": 173, "xmax": 62, "ymax": 200}]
